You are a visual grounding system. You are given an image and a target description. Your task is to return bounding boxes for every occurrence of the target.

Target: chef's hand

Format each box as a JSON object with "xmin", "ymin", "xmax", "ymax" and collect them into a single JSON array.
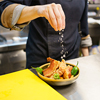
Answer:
[
  {"xmin": 37, "ymin": 3, "xmax": 65, "ymax": 31},
  {"xmin": 17, "ymin": 3, "xmax": 65, "ymax": 31}
]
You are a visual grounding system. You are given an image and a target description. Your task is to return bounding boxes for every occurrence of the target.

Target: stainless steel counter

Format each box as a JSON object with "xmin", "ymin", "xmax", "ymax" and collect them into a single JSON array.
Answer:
[{"xmin": 31, "ymin": 54, "xmax": 100, "ymax": 100}]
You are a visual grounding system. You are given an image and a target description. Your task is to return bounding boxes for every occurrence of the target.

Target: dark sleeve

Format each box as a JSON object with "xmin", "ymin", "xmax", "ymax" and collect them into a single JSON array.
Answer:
[
  {"xmin": 0, "ymin": 0, "xmax": 24, "ymax": 29},
  {"xmin": 0, "ymin": 1, "xmax": 13, "ymax": 26},
  {"xmin": 0, "ymin": 0, "xmax": 24, "ymax": 26},
  {"xmin": 80, "ymin": 0, "xmax": 92, "ymax": 47},
  {"xmin": 80, "ymin": 0, "xmax": 89, "ymax": 38}
]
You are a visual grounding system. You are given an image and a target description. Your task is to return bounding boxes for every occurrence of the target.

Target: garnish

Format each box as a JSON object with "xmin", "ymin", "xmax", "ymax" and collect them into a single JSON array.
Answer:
[{"xmin": 32, "ymin": 66, "xmax": 43, "ymax": 74}]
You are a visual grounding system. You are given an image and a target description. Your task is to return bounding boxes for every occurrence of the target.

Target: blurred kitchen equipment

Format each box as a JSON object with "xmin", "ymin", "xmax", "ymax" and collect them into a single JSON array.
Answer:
[
  {"xmin": 88, "ymin": 4, "xmax": 100, "ymax": 45},
  {"xmin": 95, "ymin": 0, "xmax": 100, "ymax": 4},
  {"xmin": 88, "ymin": 4, "xmax": 100, "ymax": 18},
  {"xmin": 89, "ymin": 0, "xmax": 100, "ymax": 4},
  {"xmin": 0, "ymin": 25, "xmax": 28, "ymax": 75}
]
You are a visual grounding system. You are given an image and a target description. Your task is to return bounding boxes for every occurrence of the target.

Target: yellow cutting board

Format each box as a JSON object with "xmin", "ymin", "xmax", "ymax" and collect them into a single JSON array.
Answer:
[{"xmin": 0, "ymin": 69, "xmax": 67, "ymax": 100}]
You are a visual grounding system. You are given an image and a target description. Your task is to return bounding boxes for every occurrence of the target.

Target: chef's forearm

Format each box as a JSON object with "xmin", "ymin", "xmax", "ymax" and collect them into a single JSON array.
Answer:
[
  {"xmin": 1, "ymin": 4, "xmax": 40, "ymax": 30},
  {"xmin": 17, "ymin": 6, "xmax": 39, "ymax": 24},
  {"xmin": 81, "ymin": 47, "xmax": 89, "ymax": 56},
  {"xmin": 1, "ymin": 3, "xmax": 65, "ymax": 31},
  {"xmin": 17, "ymin": 3, "xmax": 65, "ymax": 31}
]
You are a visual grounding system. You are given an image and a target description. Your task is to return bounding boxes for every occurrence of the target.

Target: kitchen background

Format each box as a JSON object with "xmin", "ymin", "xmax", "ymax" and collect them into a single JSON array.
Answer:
[{"xmin": 0, "ymin": 0, "xmax": 100, "ymax": 75}]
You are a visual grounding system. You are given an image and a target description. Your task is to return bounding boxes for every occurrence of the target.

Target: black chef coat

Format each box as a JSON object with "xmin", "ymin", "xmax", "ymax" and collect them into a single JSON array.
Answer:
[{"xmin": 0, "ymin": 0, "xmax": 89, "ymax": 68}]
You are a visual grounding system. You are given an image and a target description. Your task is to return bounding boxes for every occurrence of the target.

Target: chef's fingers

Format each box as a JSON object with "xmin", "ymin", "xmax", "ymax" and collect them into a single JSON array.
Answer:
[
  {"xmin": 52, "ymin": 3, "xmax": 62, "ymax": 31},
  {"xmin": 37, "ymin": 3, "xmax": 64, "ymax": 31},
  {"xmin": 37, "ymin": 4, "xmax": 57, "ymax": 31},
  {"xmin": 47, "ymin": 4, "xmax": 58, "ymax": 31},
  {"xmin": 39, "ymin": 6, "xmax": 54, "ymax": 30},
  {"xmin": 57, "ymin": 4, "xmax": 65, "ymax": 29}
]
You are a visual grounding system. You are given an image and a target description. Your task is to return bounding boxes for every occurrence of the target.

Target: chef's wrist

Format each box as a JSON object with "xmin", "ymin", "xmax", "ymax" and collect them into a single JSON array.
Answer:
[{"xmin": 30, "ymin": 6, "xmax": 40, "ymax": 19}]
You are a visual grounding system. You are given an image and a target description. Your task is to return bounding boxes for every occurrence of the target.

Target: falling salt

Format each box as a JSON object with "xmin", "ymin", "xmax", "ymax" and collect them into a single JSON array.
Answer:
[
  {"xmin": 61, "ymin": 34, "xmax": 64, "ymax": 38},
  {"xmin": 61, "ymin": 56, "xmax": 63, "ymax": 59},
  {"xmin": 61, "ymin": 44, "xmax": 64, "ymax": 47},
  {"xmin": 61, "ymin": 49, "xmax": 64, "ymax": 54},
  {"xmin": 59, "ymin": 37, "xmax": 62, "ymax": 41},
  {"xmin": 65, "ymin": 51, "xmax": 68, "ymax": 54},
  {"xmin": 63, "ymin": 54, "xmax": 66, "ymax": 58},
  {"xmin": 60, "ymin": 41, "xmax": 64, "ymax": 44},
  {"xmin": 58, "ymin": 30, "xmax": 66, "ymax": 60},
  {"xmin": 59, "ymin": 31, "xmax": 62, "ymax": 35}
]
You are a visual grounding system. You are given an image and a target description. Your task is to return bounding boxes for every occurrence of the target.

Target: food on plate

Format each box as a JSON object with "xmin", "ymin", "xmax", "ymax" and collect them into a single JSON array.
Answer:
[
  {"xmin": 32, "ymin": 57, "xmax": 79, "ymax": 80},
  {"xmin": 53, "ymin": 73, "xmax": 60, "ymax": 79},
  {"xmin": 32, "ymin": 67, "xmax": 43, "ymax": 74},
  {"xmin": 43, "ymin": 57, "xmax": 75, "ymax": 79},
  {"xmin": 71, "ymin": 61, "xmax": 79, "ymax": 76},
  {"xmin": 44, "ymin": 57, "xmax": 79, "ymax": 79},
  {"xmin": 43, "ymin": 58, "xmax": 59, "ymax": 77}
]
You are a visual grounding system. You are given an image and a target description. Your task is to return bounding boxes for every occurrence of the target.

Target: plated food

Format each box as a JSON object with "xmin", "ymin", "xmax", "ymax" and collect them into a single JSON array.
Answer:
[{"xmin": 34, "ymin": 57, "xmax": 80, "ymax": 86}]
